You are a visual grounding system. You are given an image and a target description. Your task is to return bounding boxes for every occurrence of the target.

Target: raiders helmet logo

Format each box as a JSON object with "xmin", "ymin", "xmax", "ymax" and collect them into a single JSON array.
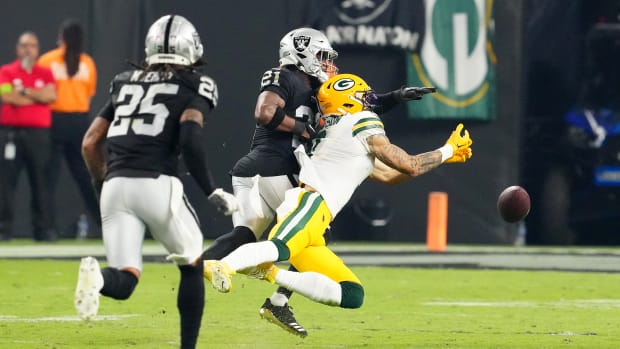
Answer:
[{"xmin": 293, "ymin": 36, "xmax": 311, "ymax": 52}]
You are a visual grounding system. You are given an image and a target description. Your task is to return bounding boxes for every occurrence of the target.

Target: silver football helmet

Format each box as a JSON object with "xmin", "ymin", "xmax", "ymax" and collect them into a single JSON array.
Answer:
[
  {"xmin": 279, "ymin": 27, "xmax": 338, "ymax": 82},
  {"xmin": 144, "ymin": 15, "xmax": 203, "ymax": 66}
]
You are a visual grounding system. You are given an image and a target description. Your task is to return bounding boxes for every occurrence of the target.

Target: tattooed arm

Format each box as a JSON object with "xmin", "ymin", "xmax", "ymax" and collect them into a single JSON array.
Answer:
[
  {"xmin": 366, "ymin": 134, "xmax": 443, "ymax": 183},
  {"xmin": 368, "ymin": 157, "xmax": 412, "ymax": 185}
]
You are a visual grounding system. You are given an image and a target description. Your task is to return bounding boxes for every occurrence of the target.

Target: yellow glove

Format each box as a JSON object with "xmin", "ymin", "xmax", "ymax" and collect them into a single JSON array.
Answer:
[
  {"xmin": 443, "ymin": 123, "xmax": 473, "ymax": 163},
  {"xmin": 445, "ymin": 147, "xmax": 472, "ymax": 163}
]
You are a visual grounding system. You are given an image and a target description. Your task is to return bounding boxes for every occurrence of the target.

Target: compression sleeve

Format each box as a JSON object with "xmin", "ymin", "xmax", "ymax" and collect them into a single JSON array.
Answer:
[
  {"xmin": 97, "ymin": 100, "xmax": 114, "ymax": 121},
  {"xmin": 179, "ymin": 121, "xmax": 217, "ymax": 196},
  {"xmin": 366, "ymin": 90, "xmax": 400, "ymax": 115}
]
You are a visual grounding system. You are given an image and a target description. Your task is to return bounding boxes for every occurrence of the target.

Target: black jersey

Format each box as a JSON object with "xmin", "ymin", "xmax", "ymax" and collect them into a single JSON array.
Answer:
[
  {"xmin": 231, "ymin": 66, "xmax": 318, "ymax": 177},
  {"xmin": 99, "ymin": 68, "xmax": 218, "ymax": 179}
]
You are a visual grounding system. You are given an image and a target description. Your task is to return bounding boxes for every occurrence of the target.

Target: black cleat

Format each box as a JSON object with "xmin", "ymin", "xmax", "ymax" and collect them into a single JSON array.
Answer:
[{"xmin": 259, "ymin": 298, "xmax": 308, "ymax": 338}]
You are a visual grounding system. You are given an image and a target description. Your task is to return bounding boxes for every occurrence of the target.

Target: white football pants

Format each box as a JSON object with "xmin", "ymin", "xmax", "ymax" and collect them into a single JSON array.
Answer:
[
  {"xmin": 231, "ymin": 175, "xmax": 296, "ymax": 239},
  {"xmin": 100, "ymin": 175, "xmax": 203, "ymax": 271}
]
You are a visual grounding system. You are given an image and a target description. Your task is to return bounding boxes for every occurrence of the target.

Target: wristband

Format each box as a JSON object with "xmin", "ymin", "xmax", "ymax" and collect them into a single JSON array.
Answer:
[
  {"xmin": 264, "ymin": 107, "xmax": 286, "ymax": 130},
  {"xmin": 437, "ymin": 144, "xmax": 453, "ymax": 163},
  {"xmin": 0, "ymin": 83, "xmax": 13, "ymax": 95}
]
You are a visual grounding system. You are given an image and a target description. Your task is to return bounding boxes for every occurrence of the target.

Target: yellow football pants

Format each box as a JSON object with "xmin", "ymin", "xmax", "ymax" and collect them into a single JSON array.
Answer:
[{"xmin": 268, "ymin": 188, "xmax": 361, "ymax": 285}]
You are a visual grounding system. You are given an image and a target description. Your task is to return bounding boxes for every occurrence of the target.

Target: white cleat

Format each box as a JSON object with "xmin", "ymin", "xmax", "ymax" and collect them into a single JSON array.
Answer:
[
  {"xmin": 74, "ymin": 256, "xmax": 104, "ymax": 321},
  {"xmin": 204, "ymin": 260, "xmax": 235, "ymax": 293}
]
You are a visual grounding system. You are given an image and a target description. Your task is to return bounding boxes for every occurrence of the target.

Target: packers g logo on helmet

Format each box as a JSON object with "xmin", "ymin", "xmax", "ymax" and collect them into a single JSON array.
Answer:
[
  {"xmin": 317, "ymin": 74, "xmax": 372, "ymax": 116},
  {"xmin": 333, "ymin": 78, "xmax": 355, "ymax": 91}
]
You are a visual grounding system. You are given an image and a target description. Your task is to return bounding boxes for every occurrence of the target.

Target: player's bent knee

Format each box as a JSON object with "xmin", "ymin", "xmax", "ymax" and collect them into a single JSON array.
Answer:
[
  {"xmin": 340, "ymin": 281, "xmax": 364, "ymax": 309},
  {"xmin": 269, "ymin": 238, "xmax": 291, "ymax": 261}
]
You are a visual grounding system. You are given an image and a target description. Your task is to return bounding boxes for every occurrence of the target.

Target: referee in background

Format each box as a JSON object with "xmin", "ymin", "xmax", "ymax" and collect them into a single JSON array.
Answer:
[{"xmin": 38, "ymin": 18, "xmax": 100, "ymax": 238}]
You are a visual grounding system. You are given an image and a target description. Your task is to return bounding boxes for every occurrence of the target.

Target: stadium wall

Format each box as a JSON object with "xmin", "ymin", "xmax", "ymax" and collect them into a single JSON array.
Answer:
[{"xmin": 0, "ymin": 0, "xmax": 524, "ymax": 243}]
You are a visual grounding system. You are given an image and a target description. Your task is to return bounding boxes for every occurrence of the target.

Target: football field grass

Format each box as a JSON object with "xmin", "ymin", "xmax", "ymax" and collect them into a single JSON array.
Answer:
[{"xmin": 1, "ymin": 259, "xmax": 620, "ymax": 348}]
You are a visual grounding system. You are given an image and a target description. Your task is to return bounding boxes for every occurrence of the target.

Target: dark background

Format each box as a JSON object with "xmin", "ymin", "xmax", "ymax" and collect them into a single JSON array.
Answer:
[{"xmin": 0, "ymin": 0, "xmax": 616, "ymax": 244}]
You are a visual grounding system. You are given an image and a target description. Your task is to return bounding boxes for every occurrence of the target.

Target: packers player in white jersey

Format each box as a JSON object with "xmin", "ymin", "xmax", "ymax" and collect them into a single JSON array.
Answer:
[{"xmin": 204, "ymin": 73, "xmax": 472, "ymax": 313}]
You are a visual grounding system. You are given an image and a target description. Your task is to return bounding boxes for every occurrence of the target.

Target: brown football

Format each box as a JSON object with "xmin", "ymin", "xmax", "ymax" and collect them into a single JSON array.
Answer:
[{"xmin": 497, "ymin": 186, "xmax": 531, "ymax": 223}]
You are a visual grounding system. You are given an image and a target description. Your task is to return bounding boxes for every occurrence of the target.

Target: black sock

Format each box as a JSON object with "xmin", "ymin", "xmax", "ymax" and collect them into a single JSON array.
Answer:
[
  {"xmin": 100, "ymin": 267, "xmax": 138, "ymax": 300},
  {"xmin": 178, "ymin": 263, "xmax": 204, "ymax": 349},
  {"xmin": 276, "ymin": 265, "xmax": 297, "ymax": 300},
  {"xmin": 202, "ymin": 226, "xmax": 257, "ymax": 260}
]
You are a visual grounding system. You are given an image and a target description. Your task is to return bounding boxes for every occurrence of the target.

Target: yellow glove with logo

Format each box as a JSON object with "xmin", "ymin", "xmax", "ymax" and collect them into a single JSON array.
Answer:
[{"xmin": 443, "ymin": 123, "xmax": 473, "ymax": 163}]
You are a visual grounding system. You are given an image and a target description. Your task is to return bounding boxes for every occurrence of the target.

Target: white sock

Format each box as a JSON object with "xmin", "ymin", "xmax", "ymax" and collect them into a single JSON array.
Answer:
[
  {"xmin": 222, "ymin": 240, "xmax": 279, "ymax": 271},
  {"xmin": 269, "ymin": 292, "xmax": 289, "ymax": 307},
  {"xmin": 274, "ymin": 269, "xmax": 342, "ymax": 306}
]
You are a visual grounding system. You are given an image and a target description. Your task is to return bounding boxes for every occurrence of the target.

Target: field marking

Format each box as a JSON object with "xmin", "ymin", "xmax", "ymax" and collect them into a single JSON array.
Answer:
[
  {"xmin": 0, "ymin": 314, "xmax": 140, "ymax": 322},
  {"xmin": 422, "ymin": 299, "xmax": 620, "ymax": 309}
]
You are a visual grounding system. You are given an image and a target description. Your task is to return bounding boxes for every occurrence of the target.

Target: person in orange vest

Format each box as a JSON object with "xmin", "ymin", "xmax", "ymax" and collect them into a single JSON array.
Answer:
[{"xmin": 38, "ymin": 19, "xmax": 99, "ymax": 238}]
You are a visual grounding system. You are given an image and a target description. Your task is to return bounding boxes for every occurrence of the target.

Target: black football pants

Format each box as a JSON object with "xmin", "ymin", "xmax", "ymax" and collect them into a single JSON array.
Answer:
[
  {"xmin": 0, "ymin": 126, "xmax": 53, "ymax": 240},
  {"xmin": 49, "ymin": 112, "xmax": 101, "ymax": 234}
]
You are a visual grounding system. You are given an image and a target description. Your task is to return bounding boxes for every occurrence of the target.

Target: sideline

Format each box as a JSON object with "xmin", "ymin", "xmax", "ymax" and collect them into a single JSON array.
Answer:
[{"xmin": 2, "ymin": 241, "xmax": 620, "ymax": 273}]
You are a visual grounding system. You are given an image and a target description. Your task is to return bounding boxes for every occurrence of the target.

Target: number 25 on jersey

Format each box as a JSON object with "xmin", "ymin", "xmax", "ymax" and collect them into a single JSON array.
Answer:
[{"xmin": 108, "ymin": 83, "xmax": 179, "ymax": 138}]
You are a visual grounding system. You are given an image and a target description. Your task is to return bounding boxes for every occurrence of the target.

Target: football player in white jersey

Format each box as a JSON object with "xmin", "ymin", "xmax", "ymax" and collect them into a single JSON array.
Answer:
[
  {"xmin": 201, "ymin": 27, "xmax": 435, "ymax": 337},
  {"xmin": 203, "ymin": 74, "xmax": 472, "ymax": 317}
]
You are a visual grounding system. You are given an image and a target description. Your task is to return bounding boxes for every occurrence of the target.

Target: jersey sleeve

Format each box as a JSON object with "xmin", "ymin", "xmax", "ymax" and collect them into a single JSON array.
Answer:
[
  {"xmin": 352, "ymin": 114, "xmax": 386, "ymax": 152},
  {"xmin": 97, "ymin": 99, "xmax": 114, "ymax": 121},
  {"xmin": 99, "ymin": 73, "xmax": 122, "ymax": 121},
  {"xmin": 186, "ymin": 94, "xmax": 213, "ymax": 116},
  {"xmin": 259, "ymin": 68, "xmax": 291, "ymax": 101}
]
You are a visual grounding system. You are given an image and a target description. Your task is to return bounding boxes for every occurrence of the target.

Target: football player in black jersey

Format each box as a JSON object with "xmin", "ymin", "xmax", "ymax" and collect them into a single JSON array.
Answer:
[
  {"xmin": 201, "ymin": 27, "xmax": 435, "ymax": 338},
  {"xmin": 76, "ymin": 15, "xmax": 237, "ymax": 349}
]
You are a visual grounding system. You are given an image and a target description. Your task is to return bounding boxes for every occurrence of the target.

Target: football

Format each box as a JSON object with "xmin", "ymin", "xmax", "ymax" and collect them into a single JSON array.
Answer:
[{"xmin": 497, "ymin": 186, "xmax": 531, "ymax": 223}]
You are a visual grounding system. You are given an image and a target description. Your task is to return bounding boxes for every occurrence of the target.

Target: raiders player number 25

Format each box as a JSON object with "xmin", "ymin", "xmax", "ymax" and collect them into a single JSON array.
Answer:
[{"xmin": 77, "ymin": 14, "xmax": 236, "ymax": 349}]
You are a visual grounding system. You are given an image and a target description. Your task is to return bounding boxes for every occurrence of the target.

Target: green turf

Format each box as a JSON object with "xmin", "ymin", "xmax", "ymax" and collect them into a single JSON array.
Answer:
[{"xmin": 1, "ymin": 260, "xmax": 620, "ymax": 348}]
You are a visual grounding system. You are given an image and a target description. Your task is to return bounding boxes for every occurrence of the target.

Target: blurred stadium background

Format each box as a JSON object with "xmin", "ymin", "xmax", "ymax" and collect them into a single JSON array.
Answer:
[{"xmin": 0, "ymin": 0, "xmax": 618, "ymax": 246}]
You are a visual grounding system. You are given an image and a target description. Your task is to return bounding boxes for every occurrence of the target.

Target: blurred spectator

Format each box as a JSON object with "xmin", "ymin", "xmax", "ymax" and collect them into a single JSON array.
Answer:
[
  {"xmin": 0, "ymin": 31, "xmax": 57, "ymax": 241},
  {"xmin": 38, "ymin": 19, "xmax": 100, "ymax": 238}
]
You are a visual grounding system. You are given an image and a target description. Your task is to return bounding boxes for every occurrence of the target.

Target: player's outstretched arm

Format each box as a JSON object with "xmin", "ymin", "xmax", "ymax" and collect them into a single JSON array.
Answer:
[
  {"xmin": 179, "ymin": 108, "xmax": 238, "ymax": 215},
  {"xmin": 367, "ymin": 124, "xmax": 472, "ymax": 180},
  {"xmin": 367, "ymin": 86, "xmax": 436, "ymax": 115},
  {"xmin": 81, "ymin": 116, "xmax": 110, "ymax": 194}
]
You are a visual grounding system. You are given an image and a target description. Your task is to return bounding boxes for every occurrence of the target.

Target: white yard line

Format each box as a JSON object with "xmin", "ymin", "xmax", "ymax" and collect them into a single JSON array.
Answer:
[
  {"xmin": 0, "ymin": 314, "xmax": 140, "ymax": 322},
  {"xmin": 422, "ymin": 299, "xmax": 620, "ymax": 309}
]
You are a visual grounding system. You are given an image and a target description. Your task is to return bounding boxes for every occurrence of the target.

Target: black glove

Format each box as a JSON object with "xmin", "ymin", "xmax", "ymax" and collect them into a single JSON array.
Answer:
[
  {"xmin": 365, "ymin": 86, "xmax": 437, "ymax": 115},
  {"xmin": 396, "ymin": 86, "xmax": 437, "ymax": 101}
]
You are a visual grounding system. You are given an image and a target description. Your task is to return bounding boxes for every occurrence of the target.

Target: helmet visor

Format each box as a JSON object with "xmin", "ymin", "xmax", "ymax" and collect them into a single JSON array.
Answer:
[{"xmin": 317, "ymin": 50, "xmax": 339, "ymax": 79}]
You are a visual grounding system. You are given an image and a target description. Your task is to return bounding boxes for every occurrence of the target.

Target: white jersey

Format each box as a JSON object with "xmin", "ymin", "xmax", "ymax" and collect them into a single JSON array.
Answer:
[{"xmin": 294, "ymin": 110, "xmax": 386, "ymax": 218}]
